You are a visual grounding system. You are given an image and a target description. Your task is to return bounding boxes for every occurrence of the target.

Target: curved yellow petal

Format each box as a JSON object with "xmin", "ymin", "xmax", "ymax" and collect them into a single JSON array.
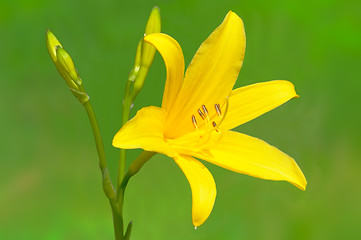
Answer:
[
  {"xmin": 144, "ymin": 33, "xmax": 184, "ymax": 112},
  {"xmin": 164, "ymin": 11, "xmax": 246, "ymax": 139},
  {"xmin": 222, "ymin": 80, "xmax": 299, "ymax": 130},
  {"xmin": 173, "ymin": 155, "xmax": 216, "ymax": 227},
  {"xmin": 112, "ymin": 106, "xmax": 177, "ymax": 158},
  {"xmin": 192, "ymin": 131, "xmax": 307, "ymax": 190}
]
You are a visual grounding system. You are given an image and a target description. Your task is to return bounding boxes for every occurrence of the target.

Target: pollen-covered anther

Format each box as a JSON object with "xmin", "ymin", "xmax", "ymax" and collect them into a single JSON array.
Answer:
[
  {"xmin": 191, "ymin": 103, "xmax": 225, "ymax": 135},
  {"xmin": 191, "ymin": 115, "xmax": 198, "ymax": 130},
  {"xmin": 201, "ymin": 105, "xmax": 209, "ymax": 117},
  {"xmin": 214, "ymin": 103, "xmax": 222, "ymax": 117},
  {"xmin": 197, "ymin": 109, "xmax": 205, "ymax": 120},
  {"xmin": 212, "ymin": 121, "xmax": 219, "ymax": 132}
]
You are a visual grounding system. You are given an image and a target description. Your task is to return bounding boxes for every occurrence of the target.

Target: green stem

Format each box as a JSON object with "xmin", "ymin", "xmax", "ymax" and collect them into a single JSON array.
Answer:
[
  {"xmin": 117, "ymin": 151, "xmax": 156, "ymax": 206},
  {"xmin": 83, "ymin": 95, "xmax": 115, "ymax": 200},
  {"xmin": 117, "ymin": 53, "xmax": 150, "ymax": 187},
  {"xmin": 114, "ymin": 151, "xmax": 155, "ymax": 239},
  {"xmin": 115, "ymin": 54, "xmax": 153, "ymax": 238},
  {"xmin": 111, "ymin": 202, "xmax": 124, "ymax": 240},
  {"xmin": 81, "ymin": 87, "xmax": 121, "ymax": 238},
  {"xmin": 118, "ymin": 148, "xmax": 126, "ymax": 188},
  {"xmin": 117, "ymin": 79, "xmax": 133, "ymax": 189}
]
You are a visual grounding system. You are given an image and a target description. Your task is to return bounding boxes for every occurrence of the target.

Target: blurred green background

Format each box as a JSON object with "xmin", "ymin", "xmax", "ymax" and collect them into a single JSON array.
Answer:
[{"xmin": 1, "ymin": 0, "xmax": 361, "ymax": 239}]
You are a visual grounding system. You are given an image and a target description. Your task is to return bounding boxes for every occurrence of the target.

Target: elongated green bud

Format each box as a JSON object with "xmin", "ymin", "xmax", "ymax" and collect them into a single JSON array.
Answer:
[
  {"xmin": 128, "ymin": 40, "xmax": 143, "ymax": 82},
  {"xmin": 56, "ymin": 46, "xmax": 81, "ymax": 85},
  {"xmin": 142, "ymin": 6, "xmax": 161, "ymax": 67},
  {"xmin": 46, "ymin": 30, "xmax": 89, "ymax": 104},
  {"xmin": 129, "ymin": 6, "xmax": 161, "ymax": 101},
  {"xmin": 46, "ymin": 30, "xmax": 78, "ymax": 90},
  {"xmin": 46, "ymin": 30, "xmax": 80, "ymax": 90}
]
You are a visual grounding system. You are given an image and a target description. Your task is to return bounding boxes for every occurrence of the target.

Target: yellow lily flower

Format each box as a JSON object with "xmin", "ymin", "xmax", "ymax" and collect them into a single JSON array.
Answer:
[{"xmin": 113, "ymin": 11, "xmax": 307, "ymax": 227}]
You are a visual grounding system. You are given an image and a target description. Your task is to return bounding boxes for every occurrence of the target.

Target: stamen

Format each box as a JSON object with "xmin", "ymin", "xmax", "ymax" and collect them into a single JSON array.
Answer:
[
  {"xmin": 212, "ymin": 121, "xmax": 219, "ymax": 132},
  {"xmin": 197, "ymin": 109, "xmax": 205, "ymax": 120},
  {"xmin": 191, "ymin": 100, "xmax": 229, "ymax": 142},
  {"xmin": 214, "ymin": 103, "xmax": 222, "ymax": 117},
  {"xmin": 216, "ymin": 97, "xmax": 230, "ymax": 127},
  {"xmin": 201, "ymin": 105, "xmax": 209, "ymax": 117},
  {"xmin": 191, "ymin": 115, "xmax": 198, "ymax": 129}
]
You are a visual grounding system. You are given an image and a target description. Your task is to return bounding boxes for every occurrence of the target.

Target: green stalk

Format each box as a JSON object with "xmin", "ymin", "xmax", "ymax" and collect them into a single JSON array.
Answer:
[
  {"xmin": 117, "ymin": 151, "xmax": 156, "ymax": 207},
  {"xmin": 115, "ymin": 151, "xmax": 156, "ymax": 239},
  {"xmin": 116, "ymin": 151, "xmax": 156, "ymax": 239},
  {"xmin": 82, "ymin": 89, "xmax": 115, "ymax": 200},
  {"xmin": 111, "ymin": 202, "xmax": 124, "ymax": 240},
  {"xmin": 80, "ymin": 86, "xmax": 123, "ymax": 238},
  {"xmin": 117, "ymin": 79, "xmax": 133, "ymax": 189}
]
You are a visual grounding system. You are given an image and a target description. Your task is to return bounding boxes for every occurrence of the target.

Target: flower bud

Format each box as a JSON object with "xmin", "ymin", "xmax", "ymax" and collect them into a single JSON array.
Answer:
[
  {"xmin": 46, "ymin": 30, "xmax": 80, "ymax": 90},
  {"xmin": 130, "ymin": 6, "xmax": 161, "ymax": 101},
  {"xmin": 46, "ymin": 30, "xmax": 62, "ymax": 64},
  {"xmin": 141, "ymin": 6, "xmax": 161, "ymax": 67},
  {"xmin": 56, "ymin": 46, "xmax": 81, "ymax": 85},
  {"xmin": 128, "ymin": 40, "xmax": 143, "ymax": 82}
]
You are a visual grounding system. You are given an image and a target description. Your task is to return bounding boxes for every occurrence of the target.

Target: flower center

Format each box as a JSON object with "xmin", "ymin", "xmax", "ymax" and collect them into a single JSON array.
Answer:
[{"xmin": 191, "ymin": 98, "xmax": 229, "ymax": 141}]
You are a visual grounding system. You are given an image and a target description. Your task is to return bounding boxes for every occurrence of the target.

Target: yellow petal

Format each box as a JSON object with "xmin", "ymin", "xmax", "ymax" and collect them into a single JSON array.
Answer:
[
  {"xmin": 222, "ymin": 80, "xmax": 299, "ymax": 130},
  {"xmin": 164, "ymin": 11, "xmax": 246, "ymax": 139},
  {"xmin": 144, "ymin": 33, "xmax": 184, "ymax": 112},
  {"xmin": 192, "ymin": 131, "xmax": 307, "ymax": 190},
  {"xmin": 173, "ymin": 155, "xmax": 216, "ymax": 227},
  {"xmin": 112, "ymin": 106, "xmax": 177, "ymax": 158}
]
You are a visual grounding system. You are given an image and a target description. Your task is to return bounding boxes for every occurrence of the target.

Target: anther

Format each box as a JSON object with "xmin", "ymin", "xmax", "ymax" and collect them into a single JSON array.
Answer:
[
  {"xmin": 192, "ymin": 115, "xmax": 198, "ymax": 129},
  {"xmin": 212, "ymin": 121, "xmax": 219, "ymax": 132},
  {"xmin": 202, "ymin": 105, "xmax": 209, "ymax": 116},
  {"xmin": 214, "ymin": 103, "xmax": 222, "ymax": 117},
  {"xmin": 197, "ymin": 109, "xmax": 205, "ymax": 120}
]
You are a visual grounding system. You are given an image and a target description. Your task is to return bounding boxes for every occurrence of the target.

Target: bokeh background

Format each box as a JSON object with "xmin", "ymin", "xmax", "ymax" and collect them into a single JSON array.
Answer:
[{"xmin": 1, "ymin": 0, "xmax": 360, "ymax": 239}]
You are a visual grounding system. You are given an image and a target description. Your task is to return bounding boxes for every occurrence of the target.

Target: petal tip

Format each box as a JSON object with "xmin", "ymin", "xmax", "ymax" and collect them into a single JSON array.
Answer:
[
  {"xmin": 294, "ymin": 181, "xmax": 307, "ymax": 191},
  {"xmin": 276, "ymin": 80, "xmax": 299, "ymax": 99},
  {"xmin": 192, "ymin": 216, "xmax": 205, "ymax": 228},
  {"xmin": 226, "ymin": 10, "xmax": 234, "ymax": 16},
  {"xmin": 292, "ymin": 170, "xmax": 307, "ymax": 191},
  {"xmin": 225, "ymin": 10, "xmax": 244, "ymax": 25},
  {"xmin": 299, "ymin": 178, "xmax": 307, "ymax": 191}
]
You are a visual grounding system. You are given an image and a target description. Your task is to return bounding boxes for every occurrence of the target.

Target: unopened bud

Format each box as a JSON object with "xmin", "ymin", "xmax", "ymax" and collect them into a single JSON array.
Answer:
[
  {"xmin": 56, "ymin": 46, "xmax": 81, "ymax": 85},
  {"xmin": 46, "ymin": 30, "xmax": 62, "ymax": 63},
  {"xmin": 46, "ymin": 30, "xmax": 81, "ymax": 90},
  {"xmin": 130, "ymin": 7, "xmax": 161, "ymax": 101},
  {"xmin": 142, "ymin": 6, "xmax": 161, "ymax": 67},
  {"xmin": 128, "ymin": 40, "xmax": 143, "ymax": 82}
]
